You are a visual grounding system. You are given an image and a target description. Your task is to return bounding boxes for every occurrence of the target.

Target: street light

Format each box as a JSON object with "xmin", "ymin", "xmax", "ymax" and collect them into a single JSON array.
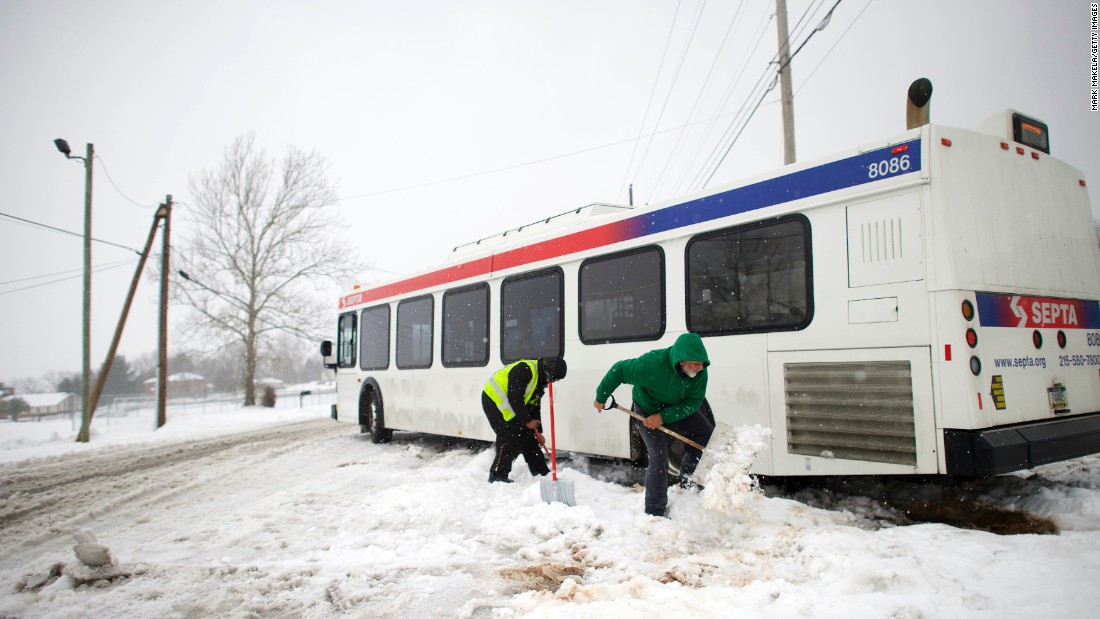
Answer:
[{"xmin": 54, "ymin": 138, "xmax": 94, "ymax": 443}]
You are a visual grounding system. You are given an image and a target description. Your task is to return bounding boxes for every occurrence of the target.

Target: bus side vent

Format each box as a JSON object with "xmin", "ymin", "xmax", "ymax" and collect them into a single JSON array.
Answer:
[
  {"xmin": 784, "ymin": 361, "xmax": 917, "ymax": 466},
  {"xmin": 858, "ymin": 217, "xmax": 906, "ymax": 265},
  {"xmin": 846, "ymin": 193, "xmax": 924, "ymax": 287}
]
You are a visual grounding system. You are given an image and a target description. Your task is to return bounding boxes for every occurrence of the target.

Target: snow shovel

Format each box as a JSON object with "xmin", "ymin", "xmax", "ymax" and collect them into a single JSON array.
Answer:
[
  {"xmin": 540, "ymin": 381, "xmax": 576, "ymax": 506},
  {"xmin": 604, "ymin": 395, "xmax": 736, "ymax": 484}
]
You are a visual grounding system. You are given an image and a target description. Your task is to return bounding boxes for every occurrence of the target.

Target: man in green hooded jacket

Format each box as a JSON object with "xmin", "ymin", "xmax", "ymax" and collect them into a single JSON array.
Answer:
[{"xmin": 592, "ymin": 332, "xmax": 714, "ymax": 517}]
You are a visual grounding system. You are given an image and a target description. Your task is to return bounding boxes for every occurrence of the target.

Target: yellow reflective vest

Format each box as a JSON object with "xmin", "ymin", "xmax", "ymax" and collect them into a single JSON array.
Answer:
[{"xmin": 483, "ymin": 360, "xmax": 538, "ymax": 422}]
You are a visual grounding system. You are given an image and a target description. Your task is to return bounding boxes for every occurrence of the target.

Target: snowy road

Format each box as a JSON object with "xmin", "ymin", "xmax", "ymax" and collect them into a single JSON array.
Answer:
[
  {"xmin": 0, "ymin": 420, "xmax": 346, "ymax": 571},
  {"xmin": 2, "ymin": 408, "xmax": 1100, "ymax": 618}
]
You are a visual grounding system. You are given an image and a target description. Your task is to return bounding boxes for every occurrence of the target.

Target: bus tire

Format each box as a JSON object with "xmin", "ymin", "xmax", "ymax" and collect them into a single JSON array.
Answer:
[
  {"xmin": 667, "ymin": 399, "xmax": 715, "ymax": 480},
  {"xmin": 359, "ymin": 385, "xmax": 393, "ymax": 444}
]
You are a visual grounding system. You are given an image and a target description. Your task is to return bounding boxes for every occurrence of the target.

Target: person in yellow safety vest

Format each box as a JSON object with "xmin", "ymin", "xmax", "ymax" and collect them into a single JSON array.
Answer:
[{"xmin": 482, "ymin": 357, "xmax": 568, "ymax": 483}]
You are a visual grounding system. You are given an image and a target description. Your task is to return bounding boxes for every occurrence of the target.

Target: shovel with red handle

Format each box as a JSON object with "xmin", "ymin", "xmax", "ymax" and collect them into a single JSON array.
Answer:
[{"xmin": 539, "ymin": 381, "xmax": 576, "ymax": 506}]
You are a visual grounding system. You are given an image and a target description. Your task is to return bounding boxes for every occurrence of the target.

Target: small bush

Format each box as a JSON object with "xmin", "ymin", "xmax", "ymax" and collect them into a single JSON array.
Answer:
[{"xmin": 261, "ymin": 385, "xmax": 277, "ymax": 408}]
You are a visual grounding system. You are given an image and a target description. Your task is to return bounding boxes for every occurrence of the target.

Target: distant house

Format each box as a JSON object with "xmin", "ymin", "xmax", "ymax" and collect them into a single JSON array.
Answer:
[
  {"xmin": 9, "ymin": 392, "xmax": 80, "ymax": 419},
  {"xmin": 143, "ymin": 372, "xmax": 208, "ymax": 398}
]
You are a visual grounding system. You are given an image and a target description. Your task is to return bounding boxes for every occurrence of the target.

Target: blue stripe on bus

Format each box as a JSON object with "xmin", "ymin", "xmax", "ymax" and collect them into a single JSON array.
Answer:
[
  {"xmin": 343, "ymin": 139, "xmax": 923, "ymax": 306},
  {"xmin": 626, "ymin": 139, "xmax": 922, "ymax": 238}
]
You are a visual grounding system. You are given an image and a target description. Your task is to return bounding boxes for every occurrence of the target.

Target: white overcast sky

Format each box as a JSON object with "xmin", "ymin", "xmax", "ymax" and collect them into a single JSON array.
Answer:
[{"xmin": 1, "ymin": 0, "xmax": 1097, "ymax": 382}]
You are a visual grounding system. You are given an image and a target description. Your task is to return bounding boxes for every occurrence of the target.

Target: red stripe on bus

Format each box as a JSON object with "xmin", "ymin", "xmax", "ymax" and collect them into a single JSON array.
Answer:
[
  {"xmin": 341, "ymin": 222, "xmax": 626, "ymax": 307},
  {"xmin": 492, "ymin": 223, "xmax": 621, "ymax": 272},
  {"xmin": 341, "ymin": 256, "xmax": 495, "ymax": 307}
]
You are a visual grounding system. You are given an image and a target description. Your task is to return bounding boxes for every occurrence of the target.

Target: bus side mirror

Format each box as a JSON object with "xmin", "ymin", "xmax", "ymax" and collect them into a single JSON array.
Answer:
[{"xmin": 320, "ymin": 340, "xmax": 337, "ymax": 370}]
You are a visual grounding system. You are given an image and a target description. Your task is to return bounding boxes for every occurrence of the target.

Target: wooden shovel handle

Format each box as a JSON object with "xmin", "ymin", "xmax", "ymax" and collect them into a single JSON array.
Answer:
[{"xmin": 611, "ymin": 403, "xmax": 705, "ymax": 451}]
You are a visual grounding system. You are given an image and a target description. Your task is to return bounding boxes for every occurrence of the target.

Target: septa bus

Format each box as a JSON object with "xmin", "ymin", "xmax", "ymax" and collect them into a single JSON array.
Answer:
[{"xmin": 322, "ymin": 85, "xmax": 1100, "ymax": 477}]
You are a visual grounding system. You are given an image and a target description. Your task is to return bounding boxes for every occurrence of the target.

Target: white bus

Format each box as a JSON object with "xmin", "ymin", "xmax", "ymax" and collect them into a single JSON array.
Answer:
[{"xmin": 322, "ymin": 87, "xmax": 1100, "ymax": 477}]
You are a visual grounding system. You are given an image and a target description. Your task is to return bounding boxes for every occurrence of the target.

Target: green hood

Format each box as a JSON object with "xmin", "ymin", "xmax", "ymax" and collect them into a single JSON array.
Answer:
[{"xmin": 668, "ymin": 332, "xmax": 710, "ymax": 368}]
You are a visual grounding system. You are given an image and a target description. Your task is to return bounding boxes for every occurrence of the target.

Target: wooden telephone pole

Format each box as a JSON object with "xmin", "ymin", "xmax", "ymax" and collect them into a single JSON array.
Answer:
[
  {"xmin": 776, "ymin": 0, "xmax": 797, "ymax": 165},
  {"xmin": 76, "ymin": 195, "xmax": 172, "ymax": 441},
  {"xmin": 157, "ymin": 195, "xmax": 172, "ymax": 429}
]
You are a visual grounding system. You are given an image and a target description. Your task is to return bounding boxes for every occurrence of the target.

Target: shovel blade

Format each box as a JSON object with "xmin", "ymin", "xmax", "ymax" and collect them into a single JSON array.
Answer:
[
  {"xmin": 691, "ymin": 422, "xmax": 738, "ymax": 483},
  {"xmin": 540, "ymin": 478, "xmax": 577, "ymax": 506}
]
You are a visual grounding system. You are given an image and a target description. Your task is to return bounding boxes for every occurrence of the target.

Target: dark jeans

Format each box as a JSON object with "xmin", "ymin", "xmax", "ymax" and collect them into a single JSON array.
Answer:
[
  {"xmin": 482, "ymin": 393, "xmax": 549, "ymax": 479},
  {"xmin": 634, "ymin": 402, "xmax": 714, "ymax": 516}
]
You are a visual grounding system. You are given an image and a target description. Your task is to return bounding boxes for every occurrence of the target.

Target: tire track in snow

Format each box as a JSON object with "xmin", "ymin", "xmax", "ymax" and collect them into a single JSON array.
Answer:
[{"xmin": 0, "ymin": 419, "xmax": 346, "ymax": 567}]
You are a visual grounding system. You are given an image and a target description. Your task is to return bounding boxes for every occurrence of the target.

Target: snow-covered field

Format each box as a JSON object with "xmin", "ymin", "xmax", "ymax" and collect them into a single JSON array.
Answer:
[{"xmin": 1, "ymin": 403, "xmax": 1099, "ymax": 618}]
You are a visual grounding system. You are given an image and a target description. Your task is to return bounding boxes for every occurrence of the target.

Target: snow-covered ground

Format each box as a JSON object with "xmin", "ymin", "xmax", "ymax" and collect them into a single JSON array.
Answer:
[{"xmin": 1, "ymin": 402, "xmax": 1099, "ymax": 618}]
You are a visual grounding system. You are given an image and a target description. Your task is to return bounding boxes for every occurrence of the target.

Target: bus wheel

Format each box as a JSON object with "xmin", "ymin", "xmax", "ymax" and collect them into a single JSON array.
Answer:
[
  {"xmin": 360, "ymin": 389, "xmax": 393, "ymax": 444},
  {"xmin": 667, "ymin": 400, "xmax": 715, "ymax": 481}
]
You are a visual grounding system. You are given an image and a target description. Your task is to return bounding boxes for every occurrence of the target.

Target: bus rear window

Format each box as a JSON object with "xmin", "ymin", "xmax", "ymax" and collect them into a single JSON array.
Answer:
[{"xmin": 686, "ymin": 216, "xmax": 812, "ymax": 335}]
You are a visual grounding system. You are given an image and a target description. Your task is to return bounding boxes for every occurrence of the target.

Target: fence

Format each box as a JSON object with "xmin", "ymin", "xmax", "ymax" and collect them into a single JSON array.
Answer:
[{"xmin": 3, "ymin": 385, "xmax": 337, "ymax": 426}]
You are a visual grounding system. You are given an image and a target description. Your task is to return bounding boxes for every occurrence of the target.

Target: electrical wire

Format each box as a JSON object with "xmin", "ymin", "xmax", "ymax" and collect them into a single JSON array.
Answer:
[
  {"xmin": 0, "ymin": 259, "xmax": 140, "ymax": 297},
  {"xmin": 0, "ymin": 211, "xmax": 144, "ymax": 255},
  {"xmin": 697, "ymin": 0, "xmax": 844, "ymax": 189},
  {"xmin": 627, "ymin": 0, "xmax": 710, "ymax": 203},
  {"xmin": 678, "ymin": 0, "xmax": 820, "ymax": 196},
  {"xmin": 0, "ymin": 258, "xmax": 138, "ymax": 286},
  {"xmin": 673, "ymin": 6, "xmax": 775, "ymax": 197},
  {"xmin": 616, "ymin": 0, "xmax": 686, "ymax": 204},
  {"xmin": 95, "ymin": 155, "xmax": 159, "ymax": 209},
  {"xmin": 795, "ymin": 0, "xmax": 872, "ymax": 95},
  {"xmin": 647, "ymin": 0, "xmax": 749, "ymax": 203}
]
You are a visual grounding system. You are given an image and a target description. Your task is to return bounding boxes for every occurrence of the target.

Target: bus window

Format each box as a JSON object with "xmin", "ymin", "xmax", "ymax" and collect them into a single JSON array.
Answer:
[
  {"xmin": 579, "ymin": 246, "xmax": 665, "ymax": 344},
  {"xmin": 501, "ymin": 268, "xmax": 563, "ymax": 363},
  {"xmin": 337, "ymin": 312, "xmax": 357, "ymax": 369},
  {"xmin": 442, "ymin": 283, "xmax": 490, "ymax": 367},
  {"xmin": 359, "ymin": 304, "xmax": 390, "ymax": 371},
  {"xmin": 686, "ymin": 216, "xmax": 812, "ymax": 335},
  {"xmin": 397, "ymin": 295, "xmax": 434, "ymax": 369}
]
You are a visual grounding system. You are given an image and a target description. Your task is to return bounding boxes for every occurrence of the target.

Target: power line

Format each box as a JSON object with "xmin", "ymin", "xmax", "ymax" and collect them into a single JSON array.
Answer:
[
  {"xmin": 0, "ymin": 211, "xmax": 144, "ymax": 255},
  {"xmin": 0, "ymin": 259, "xmax": 139, "ymax": 297},
  {"xmin": 648, "ymin": 0, "xmax": 749, "ymax": 203},
  {"xmin": 796, "ymin": 0, "xmax": 872, "ymax": 96},
  {"xmin": 673, "ymin": 6, "xmax": 775, "ymax": 197},
  {"xmin": 616, "ymin": 0, "xmax": 686, "ymax": 204},
  {"xmin": 333, "ymin": 113, "xmax": 739, "ymax": 204},
  {"xmin": 0, "ymin": 257, "xmax": 137, "ymax": 286},
  {"xmin": 698, "ymin": 0, "xmax": 844, "ymax": 189},
  {"xmin": 95, "ymin": 155, "xmax": 159, "ymax": 209},
  {"xmin": 628, "ymin": 0, "xmax": 710, "ymax": 203}
]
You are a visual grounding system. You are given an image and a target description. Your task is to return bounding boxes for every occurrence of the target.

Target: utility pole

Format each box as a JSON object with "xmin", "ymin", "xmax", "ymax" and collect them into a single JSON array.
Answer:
[
  {"xmin": 776, "ymin": 0, "xmax": 797, "ymax": 165},
  {"xmin": 54, "ymin": 139, "xmax": 94, "ymax": 442},
  {"xmin": 157, "ymin": 195, "xmax": 172, "ymax": 429},
  {"xmin": 81, "ymin": 143, "xmax": 94, "ymax": 440},
  {"xmin": 81, "ymin": 206, "xmax": 168, "ymax": 441}
]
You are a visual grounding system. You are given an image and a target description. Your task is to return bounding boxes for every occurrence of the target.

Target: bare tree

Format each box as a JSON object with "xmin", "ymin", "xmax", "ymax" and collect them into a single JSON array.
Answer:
[{"xmin": 177, "ymin": 134, "xmax": 364, "ymax": 405}]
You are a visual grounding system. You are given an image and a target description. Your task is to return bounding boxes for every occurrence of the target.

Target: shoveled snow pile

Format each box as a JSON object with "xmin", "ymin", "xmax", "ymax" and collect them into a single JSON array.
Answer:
[{"xmin": 698, "ymin": 424, "xmax": 771, "ymax": 517}]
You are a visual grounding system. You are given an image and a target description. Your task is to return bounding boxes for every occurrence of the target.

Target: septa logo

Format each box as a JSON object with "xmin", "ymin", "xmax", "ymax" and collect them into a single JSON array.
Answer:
[{"xmin": 977, "ymin": 293, "xmax": 1100, "ymax": 329}]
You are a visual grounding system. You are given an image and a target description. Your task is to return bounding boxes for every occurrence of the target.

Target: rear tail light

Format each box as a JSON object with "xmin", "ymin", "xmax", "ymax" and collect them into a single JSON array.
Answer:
[
  {"xmin": 1033, "ymin": 330, "xmax": 1043, "ymax": 349},
  {"xmin": 1057, "ymin": 331, "xmax": 1067, "ymax": 348},
  {"xmin": 966, "ymin": 329, "xmax": 978, "ymax": 348},
  {"xmin": 970, "ymin": 356, "xmax": 982, "ymax": 376}
]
